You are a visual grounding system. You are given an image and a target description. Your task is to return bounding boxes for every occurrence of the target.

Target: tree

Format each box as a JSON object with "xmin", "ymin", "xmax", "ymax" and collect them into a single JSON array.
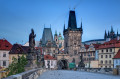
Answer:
[{"xmin": 6, "ymin": 55, "xmax": 28, "ymax": 76}]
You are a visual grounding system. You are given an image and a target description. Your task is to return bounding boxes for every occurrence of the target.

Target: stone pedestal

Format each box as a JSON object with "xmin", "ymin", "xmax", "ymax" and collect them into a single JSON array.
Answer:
[{"xmin": 25, "ymin": 52, "xmax": 37, "ymax": 71}]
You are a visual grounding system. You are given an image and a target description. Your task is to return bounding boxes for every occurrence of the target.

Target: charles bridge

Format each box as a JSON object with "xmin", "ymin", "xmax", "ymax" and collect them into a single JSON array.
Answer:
[{"xmin": 3, "ymin": 68, "xmax": 120, "ymax": 79}]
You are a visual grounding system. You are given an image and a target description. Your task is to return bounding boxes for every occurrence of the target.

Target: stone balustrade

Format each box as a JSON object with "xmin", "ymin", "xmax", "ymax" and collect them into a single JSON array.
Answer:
[{"xmin": 3, "ymin": 68, "xmax": 46, "ymax": 79}]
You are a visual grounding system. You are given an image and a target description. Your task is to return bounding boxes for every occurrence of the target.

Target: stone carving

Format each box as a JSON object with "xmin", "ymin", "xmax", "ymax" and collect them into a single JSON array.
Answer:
[
  {"xmin": 78, "ymin": 54, "xmax": 85, "ymax": 68},
  {"xmin": 29, "ymin": 29, "xmax": 36, "ymax": 52},
  {"xmin": 26, "ymin": 29, "xmax": 37, "ymax": 69},
  {"xmin": 72, "ymin": 58, "xmax": 75, "ymax": 63}
]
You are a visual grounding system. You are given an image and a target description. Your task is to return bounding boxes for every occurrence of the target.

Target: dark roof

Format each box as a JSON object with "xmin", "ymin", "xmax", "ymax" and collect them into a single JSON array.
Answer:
[
  {"xmin": 113, "ymin": 49, "xmax": 120, "ymax": 59},
  {"xmin": 68, "ymin": 10, "xmax": 77, "ymax": 29},
  {"xmin": 0, "ymin": 39, "xmax": 12, "ymax": 50},
  {"xmin": 42, "ymin": 28, "xmax": 53, "ymax": 45},
  {"xmin": 9, "ymin": 44, "xmax": 29, "ymax": 54}
]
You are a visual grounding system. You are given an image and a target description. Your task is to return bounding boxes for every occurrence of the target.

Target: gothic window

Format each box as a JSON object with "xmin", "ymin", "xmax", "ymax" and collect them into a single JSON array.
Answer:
[{"xmin": 101, "ymin": 55, "xmax": 103, "ymax": 58}]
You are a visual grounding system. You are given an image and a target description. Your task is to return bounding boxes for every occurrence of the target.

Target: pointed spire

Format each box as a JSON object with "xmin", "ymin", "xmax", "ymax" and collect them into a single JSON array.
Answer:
[
  {"xmin": 80, "ymin": 20, "xmax": 82, "ymax": 29},
  {"xmin": 108, "ymin": 31, "xmax": 110, "ymax": 38},
  {"xmin": 68, "ymin": 10, "xmax": 77, "ymax": 29},
  {"xmin": 111, "ymin": 26, "xmax": 114, "ymax": 33},
  {"xmin": 117, "ymin": 29, "xmax": 119, "ymax": 36},
  {"xmin": 55, "ymin": 30, "xmax": 57, "ymax": 36},
  {"xmin": 64, "ymin": 23, "xmax": 65, "ymax": 32},
  {"xmin": 104, "ymin": 30, "xmax": 107, "ymax": 39}
]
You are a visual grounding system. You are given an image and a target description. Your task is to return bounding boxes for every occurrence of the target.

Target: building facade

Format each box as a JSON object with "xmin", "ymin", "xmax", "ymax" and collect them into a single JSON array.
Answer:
[
  {"xmin": 97, "ymin": 39, "xmax": 120, "ymax": 68},
  {"xmin": 44, "ymin": 55, "xmax": 57, "ymax": 69},
  {"xmin": 0, "ymin": 39, "xmax": 12, "ymax": 68},
  {"xmin": 113, "ymin": 49, "xmax": 120, "ymax": 68}
]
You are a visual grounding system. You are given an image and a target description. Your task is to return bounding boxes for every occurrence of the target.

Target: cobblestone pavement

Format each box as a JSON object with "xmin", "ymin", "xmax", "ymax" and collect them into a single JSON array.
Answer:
[{"xmin": 37, "ymin": 70, "xmax": 120, "ymax": 79}]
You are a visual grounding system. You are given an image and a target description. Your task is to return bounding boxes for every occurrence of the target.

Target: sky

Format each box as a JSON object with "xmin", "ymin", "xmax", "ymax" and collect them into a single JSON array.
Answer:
[{"xmin": 0, "ymin": 0, "xmax": 120, "ymax": 44}]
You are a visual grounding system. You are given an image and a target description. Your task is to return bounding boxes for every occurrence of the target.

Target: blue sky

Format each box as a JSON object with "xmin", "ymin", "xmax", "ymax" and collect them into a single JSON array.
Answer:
[{"xmin": 0, "ymin": 0, "xmax": 120, "ymax": 44}]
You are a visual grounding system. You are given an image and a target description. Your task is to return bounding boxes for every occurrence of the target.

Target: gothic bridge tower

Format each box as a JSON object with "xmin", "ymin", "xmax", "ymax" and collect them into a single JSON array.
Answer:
[{"xmin": 63, "ymin": 10, "xmax": 83, "ymax": 57}]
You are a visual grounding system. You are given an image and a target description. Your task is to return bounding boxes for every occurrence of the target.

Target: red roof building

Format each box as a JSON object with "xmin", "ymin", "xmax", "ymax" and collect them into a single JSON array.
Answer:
[
  {"xmin": 0, "ymin": 39, "xmax": 12, "ymax": 50},
  {"xmin": 44, "ymin": 55, "xmax": 56, "ymax": 60},
  {"xmin": 113, "ymin": 49, "xmax": 120, "ymax": 59}
]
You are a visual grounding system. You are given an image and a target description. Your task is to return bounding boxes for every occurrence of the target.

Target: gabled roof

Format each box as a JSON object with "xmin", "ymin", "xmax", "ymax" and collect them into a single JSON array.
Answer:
[
  {"xmin": 0, "ymin": 39, "xmax": 12, "ymax": 50},
  {"xmin": 42, "ymin": 28, "xmax": 53, "ymax": 45},
  {"xmin": 113, "ymin": 49, "xmax": 120, "ymax": 59},
  {"xmin": 9, "ymin": 44, "xmax": 29, "ymax": 54},
  {"xmin": 44, "ymin": 55, "xmax": 56, "ymax": 60}
]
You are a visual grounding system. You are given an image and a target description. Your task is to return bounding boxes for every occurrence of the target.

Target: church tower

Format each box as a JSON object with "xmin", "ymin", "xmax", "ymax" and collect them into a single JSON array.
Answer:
[
  {"xmin": 63, "ymin": 10, "xmax": 83, "ymax": 56},
  {"xmin": 54, "ymin": 30, "xmax": 59, "ymax": 47}
]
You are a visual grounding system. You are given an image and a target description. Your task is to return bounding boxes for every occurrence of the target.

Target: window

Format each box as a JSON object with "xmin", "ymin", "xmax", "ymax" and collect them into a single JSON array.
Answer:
[
  {"xmin": 109, "ymin": 55, "xmax": 111, "ymax": 58},
  {"xmin": 101, "ymin": 50, "xmax": 103, "ymax": 53},
  {"xmin": 56, "ymin": 39, "xmax": 57, "ymax": 42},
  {"xmin": 110, "ymin": 49, "xmax": 112, "ymax": 52},
  {"xmin": 3, "ymin": 53, "xmax": 6, "ymax": 57},
  {"xmin": 101, "ymin": 55, "xmax": 103, "ymax": 58},
  {"xmin": 105, "ymin": 66, "xmax": 107, "ymax": 68},
  {"xmin": 109, "ymin": 60, "xmax": 111, "ymax": 64},
  {"xmin": 93, "ymin": 53, "xmax": 95, "ymax": 56},
  {"xmin": 51, "ymin": 61, "xmax": 53, "ymax": 66},
  {"xmin": 109, "ymin": 66, "xmax": 111, "ymax": 68},
  {"xmin": 84, "ymin": 53, "xmax": 86, "ymax": 56},
  {"xmin": 101, "ymin": 60, "xmax": 103, "ymax": 64},
  {"xmin": 106, "ymin": 49, "xmax": 108, "ymax": 52},
  {"xmin": 74, "ymin": 50, "xmax": 77, "ymax": 55},
  {"xmin": 105, "ymin": 60, "xmax": 107, "ymax": 64},
  {"xmin": 3, "ymin": 61, "xmax": 6, "ymax": 66},
  {"xmin": 105, "ymin": 55, "xmax": 107, "ymax": 58}
]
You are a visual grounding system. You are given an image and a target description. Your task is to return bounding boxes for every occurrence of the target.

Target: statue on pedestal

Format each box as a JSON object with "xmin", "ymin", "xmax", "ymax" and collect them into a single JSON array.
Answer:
[
  {"xmin": 78, "ymin": 54, "xmax": 85, "ymax": 69},
  {"xmin": 26, "ymin": 29, "xmax": 37, "ymax": 69}
]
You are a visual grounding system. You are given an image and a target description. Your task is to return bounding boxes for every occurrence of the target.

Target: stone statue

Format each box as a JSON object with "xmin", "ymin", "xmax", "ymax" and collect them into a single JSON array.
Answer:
[
  {"xmin": 29, "ymin": 29, "xmax": 36, "ymax": 51},
  {"xmin": 72, "ymin": 58, "xmax": 75, "ymax": 63},
  {"xmin": 78, "ymin": 54, "xmax": 85, "ymax": 68},
  {"xmin": 25, "ymin": 28, "xmax": 37, "ymax": 70}
]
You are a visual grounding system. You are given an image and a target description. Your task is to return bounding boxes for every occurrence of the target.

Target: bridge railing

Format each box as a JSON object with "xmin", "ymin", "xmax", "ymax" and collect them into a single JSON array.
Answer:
[{"xmin": 3, "ymin": 68, "xmax": 46, "ymax": 79}]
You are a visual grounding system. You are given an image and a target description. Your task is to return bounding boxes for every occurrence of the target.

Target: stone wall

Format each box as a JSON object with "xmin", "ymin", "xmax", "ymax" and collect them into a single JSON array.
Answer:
[
  {"xmin": 3, "ymin": 68, "xmax": 46, "ymax": 79},
  {"xmin": 78, "ymin": 68, "xmax": 113, "ymax": 75}
]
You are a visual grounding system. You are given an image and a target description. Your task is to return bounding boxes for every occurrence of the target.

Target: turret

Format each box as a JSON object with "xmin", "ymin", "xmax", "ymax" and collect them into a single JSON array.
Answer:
[{"xmin": 104, "ymin": 30, "xmax": 107, "ymax": 39}]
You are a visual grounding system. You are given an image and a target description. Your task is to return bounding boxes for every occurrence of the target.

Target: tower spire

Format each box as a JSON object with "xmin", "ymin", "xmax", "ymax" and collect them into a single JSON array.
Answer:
[
  {"xmin": 108, "ymin": 31, "xmax": 110, "ymax": 38},
  {"xmin": 117, "ymin": 29, "xmax": 119, "ymax": 36},
  {"xmin": 68, "ymin": 10, "xmax": 77, "ymax": 29},
  {"xmin": 111, "ymin": 26, "xmax": 114, "ymax": 33},
  {"xmin": 104, "ymin": 30, "xmax": 107, "ymax": 39}
]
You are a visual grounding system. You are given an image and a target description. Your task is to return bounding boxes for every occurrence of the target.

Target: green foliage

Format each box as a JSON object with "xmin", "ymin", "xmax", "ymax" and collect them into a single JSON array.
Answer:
[{"xmin": 6, "ymin": 55, "xmax": 28, "ymax": 76}]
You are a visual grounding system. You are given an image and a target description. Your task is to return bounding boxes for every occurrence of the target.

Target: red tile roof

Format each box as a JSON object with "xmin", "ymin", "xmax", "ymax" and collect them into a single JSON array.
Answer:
[
  {"xmin": 0, "ymin": 39, "xmax": 12, "ymax": 50},
  {"xmin": 44, "ymin": 55, "xmax": 56, "ymax": 60},
  {"xmin": 35, "ymin": 47, "xmax": 42, "ymax": 53},
  {"xmin": 97, "ymin": 39, "xmax": 120, "ymax": 49},
  {"xmin": 84, "ymin": 45, "xmax": 89, "ymax": 49},
  {"xmin": 114, "ymin": 49, "xmax": 120, "ymax": 59}
]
